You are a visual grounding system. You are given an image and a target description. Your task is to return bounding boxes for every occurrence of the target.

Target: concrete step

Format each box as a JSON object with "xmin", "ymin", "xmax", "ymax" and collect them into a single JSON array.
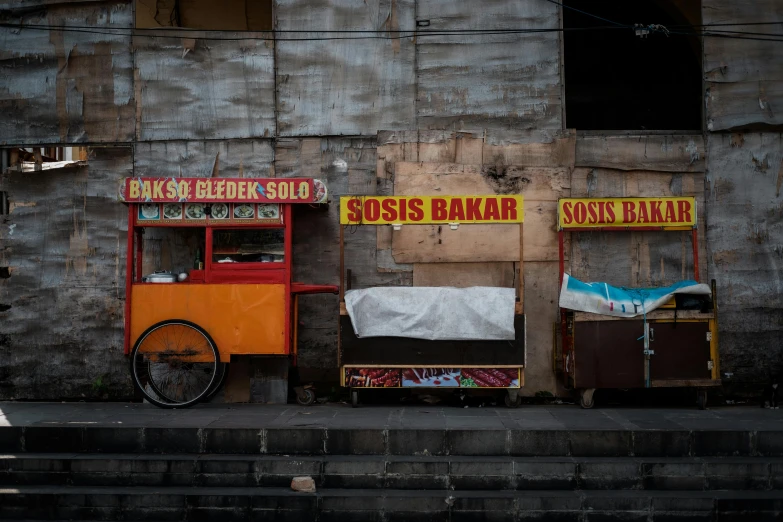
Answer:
[
  {"xmin": 3, "ymin": 425, "xmax": 782, "ymax": 457},
  {"xmin": 1, "ymin": 486, "xmax": 782, "ymax": 521},
  {"xmin": 1, "ymin": 454, "xmax": 782, "ymax": 492}
]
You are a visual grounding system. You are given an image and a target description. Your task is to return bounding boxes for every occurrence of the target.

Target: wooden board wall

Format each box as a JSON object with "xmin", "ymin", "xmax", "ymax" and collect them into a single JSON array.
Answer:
[
  {"xmin": 275, "ymin": 0, "xmax": 416, "ymax": 136},
  {"xmin": 415, "ymin": 0, "xmax": 562, "ymax": 131},
  {"xmin": 705, "ymin": 132, "xmax": 783, "ymax": 387},
  {"xmin": 569, "ymin": 135, "xmax": 707, "ymax": 287},
  {"xmin": 703, "ymin": 0, "xmax": 783, "ymax": 130},
  {"xmin": 0, "ymin": 147, "xmax": 132, "ymax": 400},
  {"xmin": 275, "ymin": 137, "xmax": 411, "ymax": 370},
  {"xmin": 0, "ymin": 1, "xmax": 135, "ymax": 145},
  {"xmin": 133, "ymin": 34, "xmax": 276, "ymax": 141}
]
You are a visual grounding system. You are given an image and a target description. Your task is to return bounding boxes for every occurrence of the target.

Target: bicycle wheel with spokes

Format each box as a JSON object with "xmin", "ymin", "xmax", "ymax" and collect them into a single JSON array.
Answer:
[{"xmin": 130, "ymin": 320, "xmax": 219, "ymax": 409}]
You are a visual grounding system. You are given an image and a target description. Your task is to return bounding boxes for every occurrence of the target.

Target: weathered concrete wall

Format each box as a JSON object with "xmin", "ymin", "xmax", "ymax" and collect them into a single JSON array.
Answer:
[
  {"xmin": 0, "ymin": 147, "xmax": 133, "ymax": 399},
  {"xmin": 705, "ymin": 133, "xmax": 783, "ymax": 388},
  {"xmin": 0, "ymin": 0, "xmax": 135, "ymax": 145}
]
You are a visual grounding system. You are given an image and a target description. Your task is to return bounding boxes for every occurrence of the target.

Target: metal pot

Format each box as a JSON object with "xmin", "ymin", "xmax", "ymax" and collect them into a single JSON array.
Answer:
[{"xmin": 142, "ymin": 270, "xmax": 178, "ymax": 283}]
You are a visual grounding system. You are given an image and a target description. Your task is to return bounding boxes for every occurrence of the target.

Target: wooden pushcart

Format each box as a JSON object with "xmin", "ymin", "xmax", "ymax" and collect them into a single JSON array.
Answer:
[
  {"xmin": 337, "ymin": 195, "xmax": 527, "ymax": 407},
  {"xmin": 121, "ymin": 177, "xmax": 337, "ymax": 408},
  {"xmin": 556, "ymin": 196, "xmax": 720, "ymax": 409}
]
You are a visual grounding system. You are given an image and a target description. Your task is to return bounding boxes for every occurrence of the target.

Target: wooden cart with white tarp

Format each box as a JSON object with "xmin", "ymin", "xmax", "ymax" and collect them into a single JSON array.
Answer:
[
  {"xmin": 337, "ymin": 195, "xmax": 527, "ymax": 407},
  {"xmin": 556, "ymin": 196, "xmax": 720, "ymax": 409}
]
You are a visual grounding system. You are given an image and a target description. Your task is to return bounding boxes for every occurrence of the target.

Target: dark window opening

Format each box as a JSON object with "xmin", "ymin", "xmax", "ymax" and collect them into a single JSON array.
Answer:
[
  {"xmin": 0, "ymin": 268, "xmax": 9, "ymax": 279},
  {"xmin": 564, "ymin": 0, "xmax": 702, "ymax": 131},
  {"xmin": 136, "ymin": 0, "xmax": 273, "ymax": 31},
  {"xmin": 0, "ymin": 192, "xmax": 7, "ymax": 215},
  {"xmin": 0, "ymin": 304, "xmax": 10, "ymax": 312}
]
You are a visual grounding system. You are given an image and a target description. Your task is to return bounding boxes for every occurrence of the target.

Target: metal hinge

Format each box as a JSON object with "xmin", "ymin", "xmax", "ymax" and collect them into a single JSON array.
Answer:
[
  {"xmin": 706, "ymin": 332, "xmax": 712, "ymax": 341},
  {"xmin": 644, "ymin": 350, "xmax": 655, "ymax": 356},
  {"xmin": 707, "ymin": 360, "xmax": 714, "ymax": 370}
]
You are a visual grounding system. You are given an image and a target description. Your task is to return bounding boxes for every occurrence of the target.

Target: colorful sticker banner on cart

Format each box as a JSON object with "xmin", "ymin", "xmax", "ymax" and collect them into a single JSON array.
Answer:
[
  {"xmin": 343, "ymin": 368, "xmax": 521, "ymax": 388},
  {"xmin": 121, "ymin": 178, "xmax": 327, "ymax": 204},
  {"xmin": 557, "ymin": 197, "xmax": 696, "ymax": 230},
  {"xmin": 137, "ymin": 203, "xmax": 281, "ymax": 223},
  {"xmin": 339, "ymin": 195, "xmax": 524, "ymax": 225}
]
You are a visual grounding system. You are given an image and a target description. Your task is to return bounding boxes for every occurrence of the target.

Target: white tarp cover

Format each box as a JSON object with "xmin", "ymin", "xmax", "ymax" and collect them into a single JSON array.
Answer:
[
  {"xmin": 559, "ymin": 273, "xmax": 712, "ymax": 318},
  {"xmin": 344, "ymin": 286, "xmax": 516, "ymax": 341}
]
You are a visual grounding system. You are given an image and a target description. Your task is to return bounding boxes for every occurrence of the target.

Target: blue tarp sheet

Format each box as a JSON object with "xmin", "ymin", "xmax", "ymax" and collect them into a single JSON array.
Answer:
[{"xmin": 559, "ymin": 273, "xmax": 711, "ymax": 318}]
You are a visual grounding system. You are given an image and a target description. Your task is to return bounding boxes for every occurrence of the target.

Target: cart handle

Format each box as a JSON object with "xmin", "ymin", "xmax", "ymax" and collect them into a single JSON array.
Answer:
[{"xmin": 291, "ymin": 283, "xmax": 339, "ymax": 295}]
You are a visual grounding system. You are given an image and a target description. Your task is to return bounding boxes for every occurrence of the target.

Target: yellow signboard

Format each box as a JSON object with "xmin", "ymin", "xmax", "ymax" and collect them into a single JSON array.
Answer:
[
  {"xmin": 557, "ymin": 197, "xmax": 696, "ymax": 230},
  {"xmin": 340, "ymin": 195, "xmax": 524, "ymax": 225}
]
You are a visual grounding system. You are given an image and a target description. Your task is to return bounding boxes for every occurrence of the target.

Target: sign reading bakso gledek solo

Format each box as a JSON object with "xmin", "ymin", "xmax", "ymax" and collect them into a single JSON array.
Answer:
[
  {"xmin": 120, "ymin": 177, "xmax": 328, "ymax": 204},
  {"xmin": 340, "ymin": 195, "xmax": 524, "ymax": 225},
  {"xmin": 557, "ymin": 197, "xmax": 696, "ymax": 230}
]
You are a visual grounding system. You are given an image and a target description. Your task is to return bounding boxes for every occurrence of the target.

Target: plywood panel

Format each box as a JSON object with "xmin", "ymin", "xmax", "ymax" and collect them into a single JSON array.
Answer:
[
  {"xmin": 483, "ymin": 130, "xmax": 576, "ymax": 167},
  {"xmin": 276, "ymin": 0, "xmax": 416, "ymax": 136},
  {"xmin": 703, "ymin": 0, "xmax": 783, "ymax": 130},
  {"xmin": 391, "ymin": 163, "xmax": 567, "ymax": 263},
  {"xmin": 0, "ymin": 1, "xmax": 134, "ymax": 144},
  {"xmin": 575, "ymin": 135, "xmax": 705, "ymax": 172},
  {"xmin": 519, "ymin": 261, "xmax": 559, "ymax": 396},
  {"xmin": 413, "ymin": 262, "xmax": 515, "ymax": 288},
  {"xmin": 394, "ymin": 163, "xmax": 570, "ymax": 200},
  {"xmin": 135, "ymin": 35, "xmax": 275, "ymax": 140},
  {"xmin": 416, "ymin": 0, "xmax": 561, "ymax": 130}
]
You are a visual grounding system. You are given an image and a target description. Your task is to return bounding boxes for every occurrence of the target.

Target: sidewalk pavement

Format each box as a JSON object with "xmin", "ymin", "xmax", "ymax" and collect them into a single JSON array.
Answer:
[{"xmin": 1, "ymin": 402, "xmax": 781, "ymax": 431}]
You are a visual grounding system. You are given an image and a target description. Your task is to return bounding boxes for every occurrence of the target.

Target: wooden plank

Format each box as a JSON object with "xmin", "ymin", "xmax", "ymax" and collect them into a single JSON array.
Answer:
[
  {"xmin": 575, "ymin": 135, "xmax": 705, "ymax": 172},
  {"xmin": 413, "ymin": 262, "xmax": 515, "ymax": 287},
  {"xmin": 574, "ymin": 310, "xmax": 715, "ymax": 322}
]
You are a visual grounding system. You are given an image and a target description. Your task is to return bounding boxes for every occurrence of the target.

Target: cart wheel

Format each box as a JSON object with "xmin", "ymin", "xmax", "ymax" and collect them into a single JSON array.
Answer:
[
  {"xmin": 696, "ymin": 390, "xmax": 708, "ymax": 410},
  {"xmin": 296, "ymin": 388, "xmax": 316, "ymax": 406},
  {"xmin": 131, "ymin": 320, "xmax": 219, "ymax": 409},
  {"xmin": 504, "ymin": 393, "xmax": 522, "ymax": 408},
  {"xmin": 579, "ymin": 388, "xmax": 596, "ymax": 409},
  {"xmin": 205, "ymin": 362, "xmax": 229, "ymax": 401},
  {"xmin": 351, "ymin": 390, "xmax": 359, "ymax": 408}
]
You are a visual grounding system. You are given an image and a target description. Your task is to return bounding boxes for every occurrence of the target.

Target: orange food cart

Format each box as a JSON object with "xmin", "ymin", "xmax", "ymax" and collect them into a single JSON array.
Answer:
[{"xmin": 120, "ymin": 177, "xmax": 337, "ymax": 408}]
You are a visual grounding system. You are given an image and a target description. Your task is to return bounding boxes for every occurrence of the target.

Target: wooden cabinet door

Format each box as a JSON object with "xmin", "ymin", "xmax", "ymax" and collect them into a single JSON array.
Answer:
[{"xmin": 648, "ymin": 321, "xmax": 712, "ymax": 381}]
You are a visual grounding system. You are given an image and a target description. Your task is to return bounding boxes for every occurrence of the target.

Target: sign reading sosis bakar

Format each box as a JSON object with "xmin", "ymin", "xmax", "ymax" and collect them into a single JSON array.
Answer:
[
  {"xmin": 340, "ymin": 195, "xmax": 524, "ymax": 225},
  {"xmin": 558, "ymin": 197, "xmax": 696, "ymax": 230},
  {"xmin": 121, "ymin": 177, "xmax": 327, "ymax": 204}
]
